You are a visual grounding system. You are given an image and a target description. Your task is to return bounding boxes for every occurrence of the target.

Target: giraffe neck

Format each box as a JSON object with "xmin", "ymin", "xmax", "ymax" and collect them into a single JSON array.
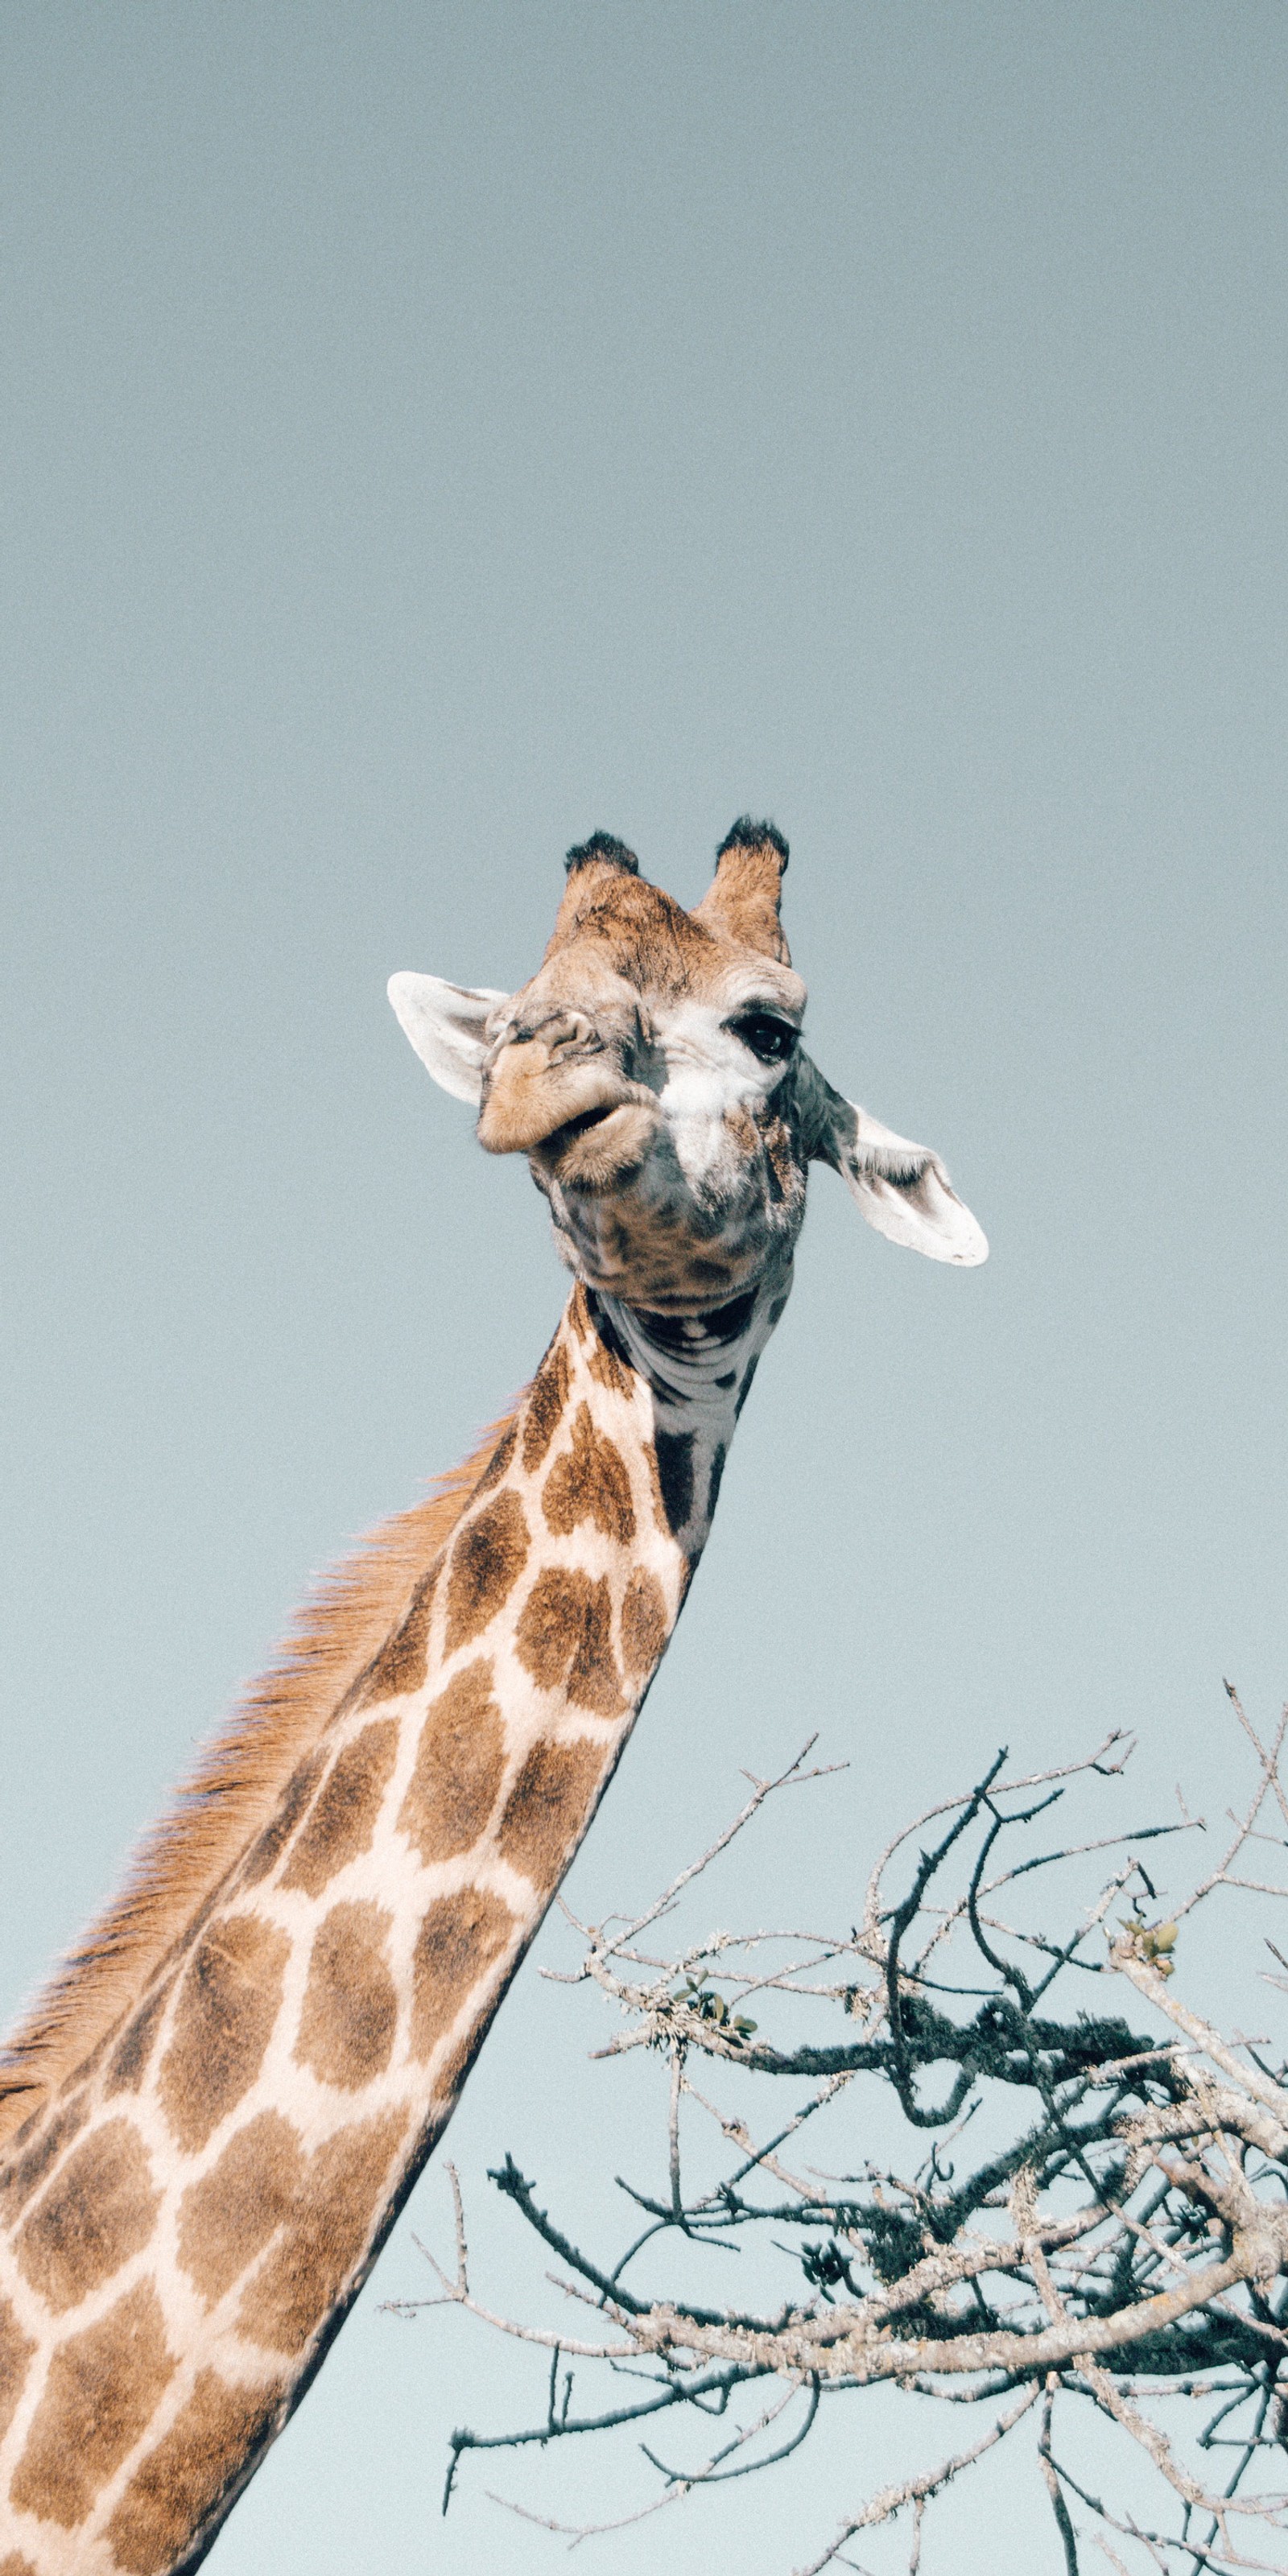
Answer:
[
  {"xmin": 0, "ymin": 1270, "xmax": 791, "ymax": 2575},
  {"xmin": 592, "ymin": 1262, "xmax": 791, "ymax": 1551}
]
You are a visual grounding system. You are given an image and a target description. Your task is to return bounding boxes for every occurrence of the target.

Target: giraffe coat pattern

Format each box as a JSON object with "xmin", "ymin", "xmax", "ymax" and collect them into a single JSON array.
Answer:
[
  {"xmin": 0, "ymin": 1290, "xmax": 696, "ymax": 2570},
  {"xmin": 0, "ymin": 820, "xmax": 986, "ymax": 2570}
]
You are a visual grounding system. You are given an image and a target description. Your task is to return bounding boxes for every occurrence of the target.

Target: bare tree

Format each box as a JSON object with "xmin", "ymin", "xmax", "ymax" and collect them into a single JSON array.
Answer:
[{"xmin": 389, "ymin": 1691, "xmax": 1288, "ymax": 2572}]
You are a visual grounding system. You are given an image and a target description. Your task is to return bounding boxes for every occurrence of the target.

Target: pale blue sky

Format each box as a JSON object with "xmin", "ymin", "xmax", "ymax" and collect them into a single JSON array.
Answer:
[{"xmin": 3, "ymin": 7, "xmax": 1287, "ymax": 2570}]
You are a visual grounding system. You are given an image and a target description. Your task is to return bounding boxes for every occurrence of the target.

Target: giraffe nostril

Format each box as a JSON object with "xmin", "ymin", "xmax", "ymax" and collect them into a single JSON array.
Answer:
[
  {"xmin": 505, "ymin": 1012, "xmax": 598, "ymax": 1063},
  {"xmin": 544, "ymin": 1013, "xmax": 598, "ymax": 1061}
]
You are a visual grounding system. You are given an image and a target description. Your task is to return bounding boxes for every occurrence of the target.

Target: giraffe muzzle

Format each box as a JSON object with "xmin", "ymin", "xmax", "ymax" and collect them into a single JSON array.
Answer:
[{"xmin": 477, "ymin": 1037, "xmax": 658, "ymax": 1181}]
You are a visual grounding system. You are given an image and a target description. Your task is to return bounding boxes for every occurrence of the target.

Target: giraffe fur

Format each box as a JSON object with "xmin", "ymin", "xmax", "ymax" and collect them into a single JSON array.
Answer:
[{"xmin": 0, "ymin": 821, "xmax": 986, "ymax": 2570}]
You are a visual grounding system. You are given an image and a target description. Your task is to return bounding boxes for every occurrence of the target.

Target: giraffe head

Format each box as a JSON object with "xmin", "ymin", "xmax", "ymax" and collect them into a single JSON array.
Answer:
[{"xmin": 390, "ymin": 821, "xmax": 986, "ymax": 1314}]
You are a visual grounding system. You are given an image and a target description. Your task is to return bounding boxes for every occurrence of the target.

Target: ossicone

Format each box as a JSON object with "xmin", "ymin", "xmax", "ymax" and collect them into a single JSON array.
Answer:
[
  {"xmin": 716, "ymin": 815, "xmax": 789, "ymax": 869},
  {"xmin": 564, "ymin": 833, "xmax": 640, "ymax": 877},
  {"xmin": 696, "ymin": 815, "xmax": 791, "ymax": 964}
]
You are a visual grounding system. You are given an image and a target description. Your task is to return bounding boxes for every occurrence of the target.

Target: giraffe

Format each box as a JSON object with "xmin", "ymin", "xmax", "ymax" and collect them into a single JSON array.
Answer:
[{"xmin": 0, "ymin": 821, "xmax": 985, "ymax": 2574}]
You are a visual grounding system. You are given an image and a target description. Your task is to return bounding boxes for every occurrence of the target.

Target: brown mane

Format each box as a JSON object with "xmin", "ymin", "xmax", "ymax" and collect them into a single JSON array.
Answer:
[{"xmin": 0, "ymin": 1407, "xmax": 520, "ymax": 2149}]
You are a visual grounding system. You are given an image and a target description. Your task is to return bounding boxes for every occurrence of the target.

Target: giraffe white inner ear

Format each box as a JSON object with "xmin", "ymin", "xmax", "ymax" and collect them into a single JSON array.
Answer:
[
  {"xmin": 387, "ymin": 972, "xmax": 511, "ymax": 1106},
  {"xmin": 810, "ymin": 1075, "xmax": 989, "ymax": 1266}
]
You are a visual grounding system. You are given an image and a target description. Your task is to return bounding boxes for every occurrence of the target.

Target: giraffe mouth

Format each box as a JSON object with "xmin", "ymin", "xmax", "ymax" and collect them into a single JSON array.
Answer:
[
  {"xmin": 535, "ymin": 1099, "xmax": 658, "ymax": 1188},
  {"xmin": 548, "ymin": 1101, "xmax": 616, "ymax": 1146}
]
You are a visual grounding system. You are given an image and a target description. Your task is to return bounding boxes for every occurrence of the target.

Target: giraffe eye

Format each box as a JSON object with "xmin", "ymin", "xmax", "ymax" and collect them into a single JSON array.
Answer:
[{"xmin": 729, "ymin": 1011, "xmax": 799, "ymax": 1065}]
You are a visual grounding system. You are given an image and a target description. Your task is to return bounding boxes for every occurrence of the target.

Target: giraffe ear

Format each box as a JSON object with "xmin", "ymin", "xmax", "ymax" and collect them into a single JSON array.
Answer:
[
  {"xmin": 805, "ymin": 1061, "xmax": 988, "ymax": 1266},
  {"xmin": 387, "ymin": 973, "xmax": 510, "ymax": 1106}
]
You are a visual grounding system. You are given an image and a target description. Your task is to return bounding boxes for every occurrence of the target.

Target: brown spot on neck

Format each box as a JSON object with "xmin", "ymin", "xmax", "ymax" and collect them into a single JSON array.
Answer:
[
  {"xmin": 398, "ymin": 1661, "xmax": 505, "ymax": 1864},
  {"xmin": 355, "ymin": 1561, "xmax": 442, "ymax": 1708},
  {"xmin": 10, "ymin": 2281, "xmax": 175, "ymax": 2526},
  {"xmin": 496, "ymin": 1737, "xmax": 609, "ymax": 1888},
  {"xmin": 567, "ymin": 1282, "xmax": 596, "ymax": 1346},
  {"xmin": 295, "ymin": 1903, "xmax": 398, "ymax": 2092},
  {"xmin": 619, "ymin": 1567, "xmax": 668, "ymax": 1676},
  {"xmin": 409, "ymin": 1887, "xmax": 516, "ymax": 2062},
  {"xmin": 106, "ymin": 2367, "xmax": 286, "ymax": 2575},
  {"xmin": 105, "ymin": 1978, "xmax": 175, "ymax": 2099},
  {"xmin": 514, "ymin": 1567, "xmax": 627, "ymax": 1717},
  {"xmin": 158, "ymin": 1915, "xmax": 290, "ymax": 2156},
  {"xmin": 237, "ymin": 1749, "xmax": 328, "ymax": 1890},
  {"xmin": 522, "ymin": 1336, "xmax": 572, "ymax": 1473},
  {"xmin": 586, "ymin": 1318, "xmax": 633, "ymax": 1394},
  {"xmin": 279, "ymin": 1717, "xmax": 399, "ymax": 1897},
  {"xmin": 443, "ymin": 1490, "xmax": 530, "ymax": 1653},
  {"xmin": 177, "ymin": 2111, "xmax": 305, "ymax": 2308},
  {"xmin": 235, "ymin": 2109, "xmax": 407, "ymax": 2355},
  {"xmin": 469, "ymin": 1417, "xmax": 519, "ymax": 1495},
  {"xmin": 16, "ymin": 2119, "xmax": 159, "ymax": 2315},
  {"xmin": 542, "ymin": 1404, "xmax": 635, "ymax": 1545},
  {"xmin": 0, "ymin": 2092, "xmax": 90, "ymax": 2226}
]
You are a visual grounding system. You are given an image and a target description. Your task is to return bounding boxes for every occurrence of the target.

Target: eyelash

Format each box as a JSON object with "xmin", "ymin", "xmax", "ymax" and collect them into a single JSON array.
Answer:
[{"xmin": 729, "ymin": 1012, "xmax": 799, "ymax": 1065}]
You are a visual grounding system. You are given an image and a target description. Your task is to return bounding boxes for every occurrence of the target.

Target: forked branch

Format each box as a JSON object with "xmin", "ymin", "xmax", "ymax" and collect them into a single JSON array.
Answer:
[{"xmin": 390, "ymin": 1699, "xmax": 1288, "ymax": 2571}]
